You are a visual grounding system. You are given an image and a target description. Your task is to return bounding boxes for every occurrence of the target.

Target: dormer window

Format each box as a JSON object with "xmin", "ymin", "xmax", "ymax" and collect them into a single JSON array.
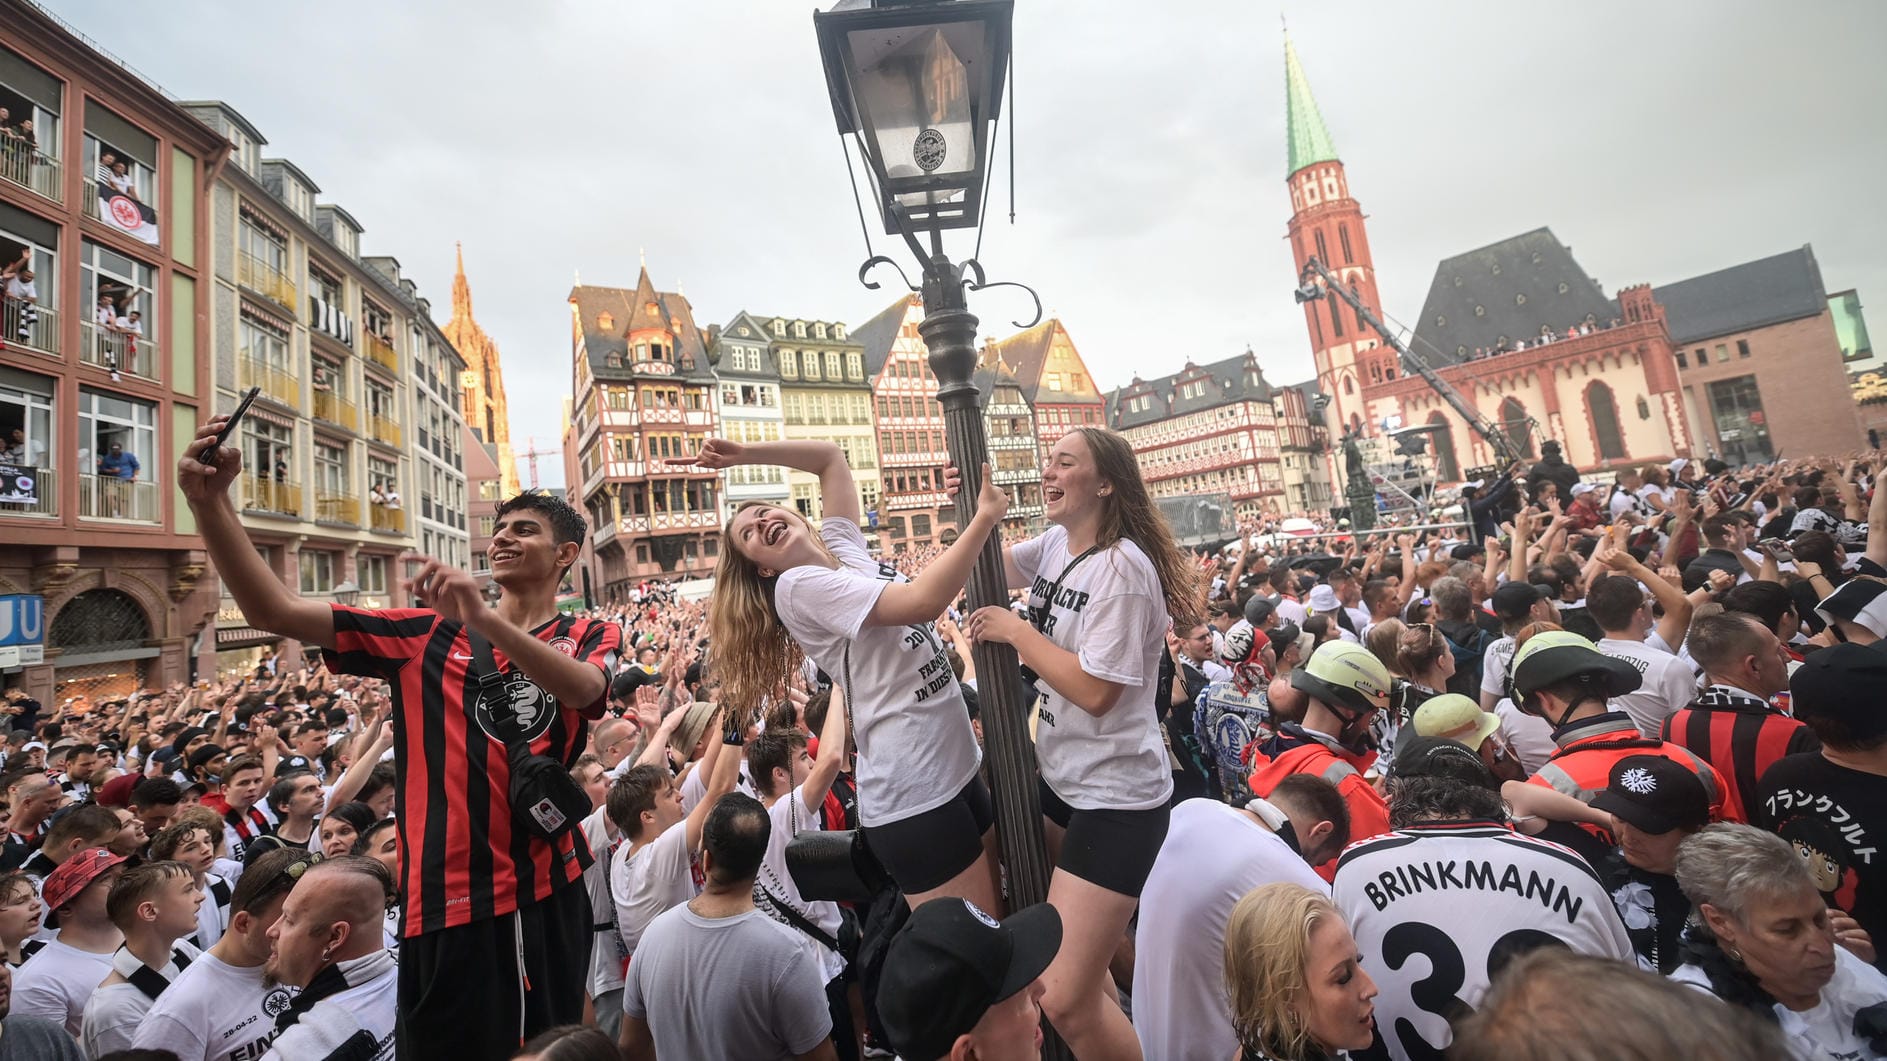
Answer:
[
  {"xmin": 598, "ymin": 312, "xmax": 614, "ymax": 330},
  {"xmin": 646, "ymin": 302, "xmax": 659, "ymax": 315},
  {"xmin": 835, "ymin": 325, "xmax": 847, "ymax": 340},
  {"xmin": 815, "ymin": 323, "xmax": 827, "ymax": 339},
  {"xmin": 793, "ymin": 322, "xmax": 806, "ymax": 339},
  {"xmin": 773, "ymin": 320, "xmax": 785, "ymax": 337}
]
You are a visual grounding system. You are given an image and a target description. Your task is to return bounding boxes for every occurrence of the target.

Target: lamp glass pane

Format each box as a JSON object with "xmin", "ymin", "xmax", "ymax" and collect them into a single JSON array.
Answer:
[{"xmin": 849, "ymin": 24, "xmax": 979, "ymax": 197}]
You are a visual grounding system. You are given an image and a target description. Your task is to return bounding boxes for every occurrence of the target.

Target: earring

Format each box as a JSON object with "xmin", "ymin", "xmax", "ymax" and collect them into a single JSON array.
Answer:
[{"xmin": 1725, "ymin": 944, "xmax": 1744, "ymax": 964}]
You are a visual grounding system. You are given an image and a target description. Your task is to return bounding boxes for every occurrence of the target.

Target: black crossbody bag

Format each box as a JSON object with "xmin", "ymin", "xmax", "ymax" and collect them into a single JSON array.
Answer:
[
  {"xmin": 785, "ymin": 643, "xmax": 893, "ymax": 904},
  {"xmin": 1018, "ymin": 544, "xmax": 1100, "ymax": 690},
  {"xmin": 465, "ymin": 617, "xmax": 594, "ymax": 842}
]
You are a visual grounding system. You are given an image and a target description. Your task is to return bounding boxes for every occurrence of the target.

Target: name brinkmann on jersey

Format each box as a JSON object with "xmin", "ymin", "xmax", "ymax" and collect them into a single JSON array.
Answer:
[{"xmin": 1355, "ymin": 856, "xmax": 1590, "ymax": 925}]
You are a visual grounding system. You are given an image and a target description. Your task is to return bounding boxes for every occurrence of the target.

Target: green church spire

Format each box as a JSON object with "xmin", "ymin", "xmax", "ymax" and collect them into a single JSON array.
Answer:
[{"xmin": 1284, "ymin": 35, "xmax": 1340, "ymax": 177}]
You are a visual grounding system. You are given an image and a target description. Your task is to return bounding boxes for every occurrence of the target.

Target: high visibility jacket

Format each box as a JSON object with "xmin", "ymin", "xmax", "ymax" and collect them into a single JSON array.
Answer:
[
  {"xmin": 1529, "ymin": 711, "xmax": 1735, "ymax": 822},
  {"xmin": 1250, "ymin": 728, "xmax": 1393, "ymax": 878}
]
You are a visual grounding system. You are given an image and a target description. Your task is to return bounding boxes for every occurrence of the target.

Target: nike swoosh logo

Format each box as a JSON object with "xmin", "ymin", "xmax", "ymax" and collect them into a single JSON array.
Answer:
[{"xmin": 452, "ymin": 652, "xmax": 474, "ymax": 661}]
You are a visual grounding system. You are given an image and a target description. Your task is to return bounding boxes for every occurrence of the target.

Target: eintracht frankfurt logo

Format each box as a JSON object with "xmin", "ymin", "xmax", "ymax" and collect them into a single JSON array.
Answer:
[
  {"xmin": 1619, "ymin": 767, "xmax": 1657, "ymax": 795},
  {"xmin": 108, "ymin": 196, "xmax": 141, "ymax": 228}
]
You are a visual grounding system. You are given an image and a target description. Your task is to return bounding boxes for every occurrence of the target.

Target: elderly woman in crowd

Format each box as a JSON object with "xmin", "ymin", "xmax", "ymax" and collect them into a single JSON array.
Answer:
[
  {"xmin": 1672, "ymin": 823, "xmax": 1887, "ymax": 1060},
  {"xmin": 1223, "ymin": 882, "xmax": 1378, "ymax": 1061}
]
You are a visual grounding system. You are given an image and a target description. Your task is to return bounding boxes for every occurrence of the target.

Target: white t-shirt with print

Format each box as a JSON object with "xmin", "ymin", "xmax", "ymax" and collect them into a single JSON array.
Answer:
[
  {"xmin": 755, "ymin": 786, "xmax": 845, "ymax": 984},
  {"xmin": 1597, "ymin": 637, "xmax": 1699, "ymax": 738},
  {"xmin": 774, "ymin": 517, "xmax": 981, "ymax": 826},
  {"xmin": 582, "ymin": 807, "xmax": 627, "ymax": 998},
  {"xmin": 132, "ymin": 951, "xmax": 295, "ymax": 1061},
  {"xmin": 610, "ymin": 820, "xmax": 699, "ymax": 961},
  {"xmin": 1012, "ymin": 527, "xmax": 1172, "ymax": 810}
]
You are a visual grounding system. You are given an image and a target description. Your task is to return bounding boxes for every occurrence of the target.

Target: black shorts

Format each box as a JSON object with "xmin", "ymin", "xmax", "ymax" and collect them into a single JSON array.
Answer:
[
  {"xmin": 863, "ymin": 777, "xmax": 994, "ymax": 894},
  {"xmin": 1039, "ymin": 779, "xmax": 1170, "ymax": 898}
]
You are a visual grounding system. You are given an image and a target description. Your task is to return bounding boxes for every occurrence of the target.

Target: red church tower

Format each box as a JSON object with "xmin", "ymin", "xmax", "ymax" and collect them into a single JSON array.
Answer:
[{"xmin": 1283, "ymin": 35, "xmax": 1393, "ymax": 441}]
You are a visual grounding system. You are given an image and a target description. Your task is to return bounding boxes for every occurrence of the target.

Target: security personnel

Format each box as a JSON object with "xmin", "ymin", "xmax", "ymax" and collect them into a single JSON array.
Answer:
[
  {"xmin": 1248, "ymin": 641, "xmax": 1394, "ymax": 867},
  {"xmin": 1513, "ymin": 630, "xmax": 1731, "ymax": 826}
]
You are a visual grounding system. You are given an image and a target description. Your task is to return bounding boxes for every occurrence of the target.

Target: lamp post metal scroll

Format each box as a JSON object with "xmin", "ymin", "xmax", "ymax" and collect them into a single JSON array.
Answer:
[{"xmin": 812, "ymin": 0, "xmax": 1061, "ymax": 922}]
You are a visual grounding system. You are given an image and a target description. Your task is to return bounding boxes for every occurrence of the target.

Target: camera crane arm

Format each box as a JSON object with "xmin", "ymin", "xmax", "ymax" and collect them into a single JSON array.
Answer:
[{"xmin": 1295, "ymin": 257, "xmax": 1523, "ymax": 466}]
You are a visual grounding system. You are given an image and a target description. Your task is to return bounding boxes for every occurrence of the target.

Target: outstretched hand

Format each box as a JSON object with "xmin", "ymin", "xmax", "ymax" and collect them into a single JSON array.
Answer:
[{"xmin": 669, "ymin": 438, "xmax": 745, "ymax": 470}]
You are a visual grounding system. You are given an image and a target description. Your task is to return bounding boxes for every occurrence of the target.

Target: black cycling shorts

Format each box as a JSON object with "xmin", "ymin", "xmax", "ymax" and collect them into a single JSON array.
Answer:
[
  {"xmin": 1039, "ymin": 778, "xmax": 1171, "ymax": 898},
  {"xmin": 862, "ymin": 776, "xmax": 994, "ymax": 894}
]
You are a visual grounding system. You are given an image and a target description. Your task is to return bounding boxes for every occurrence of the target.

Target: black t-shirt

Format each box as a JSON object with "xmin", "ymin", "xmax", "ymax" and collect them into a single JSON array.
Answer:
[
  {"xmin": 1755, "ymin": 753, "xmax": 1887, "ymax": 971},
  {"xmin": 1600, "ymin": 853, "xmax": 1690, "ymax": 973}
]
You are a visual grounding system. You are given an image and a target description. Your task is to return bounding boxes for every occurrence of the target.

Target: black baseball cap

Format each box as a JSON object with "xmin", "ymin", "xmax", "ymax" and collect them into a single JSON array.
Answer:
[
  {"xmin": 1591, "ymin": 755, "xmax": 1709, "ymax": 835},
  {"xmin": 1791, "ymin": 642, "xmax": 1887, "ymax": 746},
  {"xmin": 1391, "ymin": 734, "xmax": 1498, "ymax": 790},
  {"xmin": 878, "ymin": 899, "xmax": 1062, "ymax": 1061},
  {"xmin": 186, "ymin": 743, "xmax": 226, "ymax": 772},
  {"xmin": 1490, "ymin": 582, "xmax": 1546, "ymax": 623}
]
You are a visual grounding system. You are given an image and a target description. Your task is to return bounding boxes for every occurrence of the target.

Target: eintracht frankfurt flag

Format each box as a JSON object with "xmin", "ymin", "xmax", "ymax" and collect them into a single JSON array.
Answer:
[{"xmin": 99, "ymin": 189, "xmax": 159, "ymax": 245}]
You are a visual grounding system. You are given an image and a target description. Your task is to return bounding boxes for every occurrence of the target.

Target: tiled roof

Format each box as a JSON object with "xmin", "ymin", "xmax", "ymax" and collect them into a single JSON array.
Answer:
[
  {"xmin": 1104, "ymin": 350, "xmax": 1275, "ymax": 431},
  {"xmin": 1651, "ymin": 246, "xmax": 1827, "ymax": 345},
  {"xmin": 1409, "ymin": 227, "xmax": 1616, "ymax": 364},
  {"xmin": 852, "ymin": 295, "xmax": 917, "ymax": 379},
  {"xmin": 568, "ymin": 266, "xmax": 715, "ymax": 383}
]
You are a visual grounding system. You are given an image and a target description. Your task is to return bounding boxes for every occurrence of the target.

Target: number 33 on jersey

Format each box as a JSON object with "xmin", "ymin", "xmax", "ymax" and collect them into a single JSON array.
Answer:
[{"xmin": 1332, "ymin": 821, "xmax": 1634, "ymax": 1061}]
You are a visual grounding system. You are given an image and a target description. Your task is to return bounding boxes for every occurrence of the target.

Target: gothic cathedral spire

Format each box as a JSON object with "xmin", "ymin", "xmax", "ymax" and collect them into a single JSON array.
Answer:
[
  {"xmin": 1284, "ymin": 33, "xmax": 1393, "ymax": 440},
  {"xmin": 443, "ymin": 245, "xmax": 521, "ymax": 495}
]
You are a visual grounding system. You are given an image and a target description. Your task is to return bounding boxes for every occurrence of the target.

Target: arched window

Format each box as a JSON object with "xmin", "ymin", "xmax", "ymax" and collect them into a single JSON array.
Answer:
[
  {"xmin": 1342, "ymin": 375, "xmax": 1355, "ymax": 396},
  {"xmin": 1314, "ymin": 230, "xmax": 1329, "ymax": 265},
  {"xmin": 49, "ymin": 589, "xmax": 150, "ymax": 653},
  {"xmin": 1327, "ymin": 292, "xmax": 1345, "ymax": 338},
  {"xmin": 1498, "ymin": 397, "xmax": 1535, "ymax": 460},
  {"xmin": 1587, "ymin": 381, "xmax": 1626, "ymax": 462},
  {"xmin": 1428, "ymin": 413, "xmax": 1459, "ymax": 482},
  {"xmin": 1339, "ymin": 224, "xmax": 1354, "ymax": 265}
]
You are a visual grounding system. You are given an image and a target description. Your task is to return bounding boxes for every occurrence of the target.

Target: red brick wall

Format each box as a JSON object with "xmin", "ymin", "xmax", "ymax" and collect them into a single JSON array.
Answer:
[{"xmin": 1674, "ymin": 310, "xmax": 1861, "ymax": 460}]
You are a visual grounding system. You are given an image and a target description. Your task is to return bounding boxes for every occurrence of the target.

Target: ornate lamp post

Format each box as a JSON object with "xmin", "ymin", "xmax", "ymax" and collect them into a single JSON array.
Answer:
[
  {"xmin": 813, "ymin": 0, "xmax": 1058, "ymax": 917},
  {"xmin": 330, "ymin": 581, "xmax": 361, "ymax": 608}
]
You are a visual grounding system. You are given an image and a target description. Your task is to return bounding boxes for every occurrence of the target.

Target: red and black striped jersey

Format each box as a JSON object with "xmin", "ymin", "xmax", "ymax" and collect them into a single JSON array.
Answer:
[
  {"xmin": 1662, "ymin": 686, "xmax": 1820, "ymax": 825},
  {"xmin": 323, "ymin": 605, "xmax": 621, "ymax": 938}
]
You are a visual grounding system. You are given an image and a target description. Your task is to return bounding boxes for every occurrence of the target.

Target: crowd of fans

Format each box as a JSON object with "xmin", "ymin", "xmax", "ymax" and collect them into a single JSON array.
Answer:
[
  {"xmin": 0, "ymin": 107, "xmax": 43, "ymax": 189},
  {"xmin": 1458, "ymin": 313, "xmax": 1626, "ymax": 362},
  {"xmin": 3, "ymin": 420, "xmax": 1886, "ymax": 1060}
]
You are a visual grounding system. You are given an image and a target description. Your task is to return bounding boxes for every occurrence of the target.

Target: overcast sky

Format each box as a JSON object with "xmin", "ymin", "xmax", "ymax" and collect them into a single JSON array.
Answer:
[{"xmin": 41, "ymin": 0, "xmax": 1887, "ymax": 488}]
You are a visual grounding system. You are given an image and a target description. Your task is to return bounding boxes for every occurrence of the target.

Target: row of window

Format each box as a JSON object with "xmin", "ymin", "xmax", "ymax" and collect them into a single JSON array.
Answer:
[
  {"xmin": 786, "ymin": 391, "xmax": 870, "ymax": 424},
  {"xmin": 1674, "ymin": 340, "xmax": 1752, "ymax": 370},
  {"xmin": 298, "ymin": 551, "xmax": 390, "ymax": 595}
]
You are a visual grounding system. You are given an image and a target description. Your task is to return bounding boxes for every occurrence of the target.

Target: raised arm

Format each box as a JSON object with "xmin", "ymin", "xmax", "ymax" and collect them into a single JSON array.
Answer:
[
  {"xmin": 676, "ymin": 438, "xmax": 859, "ymax": 525},
  {"xmin": 1596, "ymin": 538, "xmax": 1693, "ymax": 649},
  {"xmin": 683, "ymin": 721, "xmax": 737, "ymax": 855},
  {"xmin": 1867, "ymin": 467, "xmax": 1887, "ymax": 571},
  {"xmin": 326, "ymin": 720, "xmax": 392, "ymax": 812},
  {"xmin": 865, "ymin": 466, "xmax": 1007, "ymax": 627},
  {"xmin": 179, "ymin": 416, "xmax": 334, "ymax": 647},
  {"xmin": 799, "ymin": 682, "xmax": 849, "ymax": 809}
]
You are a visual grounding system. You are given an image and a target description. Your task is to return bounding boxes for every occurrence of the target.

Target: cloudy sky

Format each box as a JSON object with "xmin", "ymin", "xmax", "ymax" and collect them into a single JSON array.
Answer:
[{"xmin": 42, "ymin": 0, "xmax": 1886, "ymax": 487}]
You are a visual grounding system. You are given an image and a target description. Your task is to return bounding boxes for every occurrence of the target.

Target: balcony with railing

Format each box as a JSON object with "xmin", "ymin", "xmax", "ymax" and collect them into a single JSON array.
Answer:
[
  {"xmin": 236, "ymin": 251, "xmax": 296, "ymax": 310},
  {"xmin": 0, "ymin": 136, "xmax": 60, "ymax": 202},
  {"xmin": 368, "ymin": 414, "xmax": 401, "ymax": 448},
  {"xmin": 363, "ymin": 332, "xmax": 397, "ymax": 373},
  {"xmin": 316, "ymin": 496, "xmax": 360, "ymax": 526},
  {"xmin": 0, "ymin": 466, "xmax": 56, "ymax": 517},
  {"xmin": 80, "ymin": 322, "xmax": 157, "ymax": 380},
  {"xmin": 85, "ymin": 179, "xmax": 160, "ymax": 241},
  {"xmin": 1, "ymin": 300, "xmax": 59, "ymax": 357},
  {"xmin": 78, "ymin": 473, "xmax": 157, "ymax": 522},
  {"xmin": 312, "ymin": 390, "xmax": 358, "ymax": 431},
  {"xmin": 242, "ymin": 477, "xmax": 301, "ymax": 518},
  {"xmin": 370, "ymin": 504, "xmax": 405, "ymax": 534},
  {"xmin": 239, "ymin": 353, "xmax": 300, "ymax": 407}
]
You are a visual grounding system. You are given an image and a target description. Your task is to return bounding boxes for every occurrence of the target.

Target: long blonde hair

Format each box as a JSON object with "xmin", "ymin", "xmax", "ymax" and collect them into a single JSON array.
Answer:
[
  {"xmin": 707, "ymin": 500, "xmax": 834, "ymax": 722},
  {"xmin": 1223, "ymin": 882, "xmax": 1343, "ymax": 1061},
  {"xmin": 1071, "ymin": 427, "xmax": 1202, "ymax": 626}
]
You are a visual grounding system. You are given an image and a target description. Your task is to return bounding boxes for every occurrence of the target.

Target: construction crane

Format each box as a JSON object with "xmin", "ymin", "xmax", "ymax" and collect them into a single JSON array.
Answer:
[
  {"xmin": 516, "ymin": 436, "xmax": 562, "ymax": 491},
  {"xmin": 1295, "ymin": 257, "xmax": 1528, "ymax": 467}
]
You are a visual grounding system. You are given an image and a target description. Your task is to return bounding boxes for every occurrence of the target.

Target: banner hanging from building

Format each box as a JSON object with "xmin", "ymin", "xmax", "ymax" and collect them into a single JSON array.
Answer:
[
  {"xmin": 0, "ymin": 464, "xmax": 39, "ymax": 506},
  {"xmin": 99, "ymin": 189, "xmax": 160, "ymax": 245}
]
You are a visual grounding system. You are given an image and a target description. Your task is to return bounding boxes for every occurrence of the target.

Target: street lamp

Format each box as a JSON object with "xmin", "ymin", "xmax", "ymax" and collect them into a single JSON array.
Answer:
[
  {"xmin": 814, "ymin": 0, "xmax": 1060, "ymax": 928},
  {"xmin": 331, "ymin": 581, "xmax": 360, "ymax": 608}
]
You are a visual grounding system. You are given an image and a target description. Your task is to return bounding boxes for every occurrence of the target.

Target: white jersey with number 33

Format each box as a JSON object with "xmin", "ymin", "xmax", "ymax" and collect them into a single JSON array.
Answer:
[{"xmin": 1332, "ymin": 821, "xmax": 1633, "ymax": 1061}]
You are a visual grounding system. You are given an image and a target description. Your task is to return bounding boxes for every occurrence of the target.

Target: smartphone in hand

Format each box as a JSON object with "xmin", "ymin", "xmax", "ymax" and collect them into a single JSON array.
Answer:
[{"xmin": 211, "ymin": 386, "xmax": 262, "ymax": 458}]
